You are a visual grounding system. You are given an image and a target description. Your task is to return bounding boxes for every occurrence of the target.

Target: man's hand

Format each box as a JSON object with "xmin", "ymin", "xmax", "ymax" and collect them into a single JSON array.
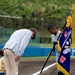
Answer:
[
  {"xmin": 53, "ymin": 42, "xmax": 58, "ymax": 45},
  {"xmin": 15, "ymin": 55, "xmax": 21, "ymax": 62}
]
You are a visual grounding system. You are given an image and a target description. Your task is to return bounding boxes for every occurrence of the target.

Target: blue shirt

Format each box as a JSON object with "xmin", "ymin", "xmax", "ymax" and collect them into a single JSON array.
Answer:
[{"xmin": 3, "ymin": 29, "xmax": 32, "ymax": 56}]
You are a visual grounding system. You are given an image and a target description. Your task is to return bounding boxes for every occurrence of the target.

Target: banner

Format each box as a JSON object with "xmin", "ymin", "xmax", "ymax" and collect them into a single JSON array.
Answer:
[{"xmin": 57, "ymin": 16, "xmax": 72, "ymax": 75}]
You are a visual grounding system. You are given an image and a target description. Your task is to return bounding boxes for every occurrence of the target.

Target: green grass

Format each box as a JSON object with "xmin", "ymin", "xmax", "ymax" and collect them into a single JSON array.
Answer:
[
  {"xmin": 20, "ymin": 56, "xmax": 55, "ymax": 61},
  {"xmin": 40, "ymin": 44, "xmax": 53, "ymax": 48},
  {"xmin": 21, "ymin": 56, "xmax": 55, "ymax": 59},
  {"xmin": 28, "ymin": 43, "xmax": 53, "ymax": 48},
  {"xmin": 20, "ymin": 56, "xmax": 75, "ymax": 61},
  {"xmin": 71, "ymin": 56, "xmax": 75, "ymax": 58}
]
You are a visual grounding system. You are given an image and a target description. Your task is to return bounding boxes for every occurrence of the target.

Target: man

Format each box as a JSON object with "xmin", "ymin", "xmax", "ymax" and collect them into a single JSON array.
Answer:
[
  {"xmin": 47, "ymin": 24, "xmax": 64, "ymax": 75},
  {"xmin": 2, "ymin": 28, "xmax": 37, "ymax": 75},
  {"xmin": 0, "ymin": 56, "xmax": 5, "ymax": 75},
  {"xmin": 0, "ymin": 50, "xmax": 5, "ymax": 75}
]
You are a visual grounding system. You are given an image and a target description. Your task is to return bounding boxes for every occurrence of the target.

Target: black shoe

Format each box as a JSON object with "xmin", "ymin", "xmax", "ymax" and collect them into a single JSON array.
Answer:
[{"xmin": 58, "ymin": 71, "xmax": 64, "ymax": 75}]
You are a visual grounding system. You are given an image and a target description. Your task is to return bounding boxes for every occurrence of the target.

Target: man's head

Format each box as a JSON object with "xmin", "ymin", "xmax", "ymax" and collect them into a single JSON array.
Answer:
[
  {"xmin": 29, "ymin": 28, "xmax": 37, "ymax": 40},
  {"xmin": 47, "ymin": 24, "xmax": 58, "ymax": 35}
]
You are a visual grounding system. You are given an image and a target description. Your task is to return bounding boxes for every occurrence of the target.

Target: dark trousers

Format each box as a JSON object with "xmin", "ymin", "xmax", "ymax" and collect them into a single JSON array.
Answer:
[{"xmin": 58, "ymin": 71, "xmax": 64, "ymax": 75}]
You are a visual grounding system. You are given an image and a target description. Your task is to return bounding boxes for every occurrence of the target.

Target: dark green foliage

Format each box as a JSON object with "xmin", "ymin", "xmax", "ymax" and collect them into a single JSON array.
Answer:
[{"xmin": 0, "ymin": 0, "xmax": 74, "ymax": 37}]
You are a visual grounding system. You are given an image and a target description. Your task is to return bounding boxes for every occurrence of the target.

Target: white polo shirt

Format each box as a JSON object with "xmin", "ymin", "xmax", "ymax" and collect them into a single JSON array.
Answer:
[
  {"xmin": 3, "ymin": 29, "xmax": 32, "ymax": 56},
  {"xmin": 51, "ymin": 31, "xmax": 61, "ymax": 43}
]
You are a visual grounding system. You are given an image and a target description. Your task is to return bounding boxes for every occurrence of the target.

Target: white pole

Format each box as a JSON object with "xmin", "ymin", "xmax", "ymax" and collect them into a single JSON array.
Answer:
[{"xmin": 0, "ymin": 15, "xmax": 22, "ymax": 19}]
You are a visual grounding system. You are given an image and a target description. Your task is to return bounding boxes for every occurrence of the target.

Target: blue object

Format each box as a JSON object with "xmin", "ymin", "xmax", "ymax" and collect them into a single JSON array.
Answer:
[
  {"xmin": 0, "ymin": 73, "xmax": 5, "ymax": 75},
  {"xmin": 0, "ymin": 44, "xmax": 73, "ymax": 56}
]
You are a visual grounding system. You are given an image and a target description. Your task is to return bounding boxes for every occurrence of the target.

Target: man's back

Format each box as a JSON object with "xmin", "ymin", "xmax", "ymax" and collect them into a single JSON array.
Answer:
[{"xmin": 3, "ymin": 29, "xmax": 32, "ymax": 56}]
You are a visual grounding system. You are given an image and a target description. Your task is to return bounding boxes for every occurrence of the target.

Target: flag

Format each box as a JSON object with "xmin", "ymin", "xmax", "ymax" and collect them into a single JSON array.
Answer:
[{"xmin": 57, "ymin": 16, "xmax": 72, "ymax": 75}]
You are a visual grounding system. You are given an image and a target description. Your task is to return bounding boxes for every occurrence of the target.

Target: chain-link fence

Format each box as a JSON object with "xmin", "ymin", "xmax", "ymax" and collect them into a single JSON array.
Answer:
[
  {"xmin": 0, "ymin": 27, "xmax": 41, "ymax": 47},
  {"xmin": 0, "ymin": 27, "xmax": 15, "ymax": 44}
]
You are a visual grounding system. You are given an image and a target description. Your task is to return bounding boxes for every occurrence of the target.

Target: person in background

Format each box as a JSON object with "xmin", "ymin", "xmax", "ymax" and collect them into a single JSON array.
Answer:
[
  {"xmin": 0, "ymin": 50, "xmax": 5, "ymax": 75},
  {"xmin": 2, "ymin": 28, "xmax": 37, "ymax": 75},
  {"xmin": 0, "ymin": 56, "xmax": 5, "ymax": 75},
  {"xmin": 47, "ymin": 24, "xmax": 64, "ymax": 75}
]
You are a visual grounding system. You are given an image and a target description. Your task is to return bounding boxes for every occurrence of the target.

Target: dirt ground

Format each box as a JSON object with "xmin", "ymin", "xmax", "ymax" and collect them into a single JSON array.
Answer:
[{"xmin": 18, "ymin": 58, "xmax": 75, "ymax": 75}]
